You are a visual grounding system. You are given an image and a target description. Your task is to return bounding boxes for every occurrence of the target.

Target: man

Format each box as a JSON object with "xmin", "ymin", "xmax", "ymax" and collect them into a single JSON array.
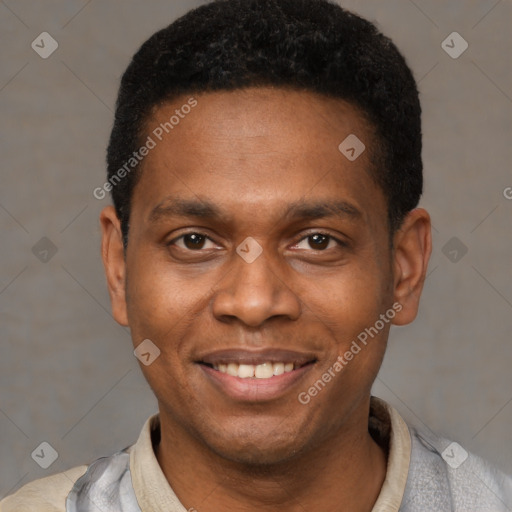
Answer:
[{"xmin": 2, "ymin": 0, "xmax": 511, "ymax": 510}]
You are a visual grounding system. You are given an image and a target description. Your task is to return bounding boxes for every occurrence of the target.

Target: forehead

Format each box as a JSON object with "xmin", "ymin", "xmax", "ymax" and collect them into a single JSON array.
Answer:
[{"xmin": 132, "ymin": 87, "xmax": 386, "ymax": 229}]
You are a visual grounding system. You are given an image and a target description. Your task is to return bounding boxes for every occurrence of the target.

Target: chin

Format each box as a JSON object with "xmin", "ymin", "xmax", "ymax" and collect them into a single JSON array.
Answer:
[
  {"xmin": 214, "ymin": 442, "xmax": 301, "ymax": 467},
  {"xmin": 203, "ymin": 423, "xmax": 309, "ymax": 467}
]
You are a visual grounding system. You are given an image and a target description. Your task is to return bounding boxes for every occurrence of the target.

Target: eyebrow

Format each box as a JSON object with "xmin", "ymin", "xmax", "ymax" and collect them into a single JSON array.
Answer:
[{"xmin": 148, "ymin": 197, "xmax": 362, "ymax": 224}]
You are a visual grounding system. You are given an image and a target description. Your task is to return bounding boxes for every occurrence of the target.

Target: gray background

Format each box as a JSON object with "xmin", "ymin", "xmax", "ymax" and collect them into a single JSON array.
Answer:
[{"xmin": 1, "ymin": 0, "xmax": 511, "ymax": 498}]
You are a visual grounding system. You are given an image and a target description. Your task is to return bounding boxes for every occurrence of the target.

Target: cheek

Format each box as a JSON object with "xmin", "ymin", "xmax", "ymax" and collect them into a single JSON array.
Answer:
[
  {"xmin": 298, "ymin": 258, "xmax": 392, "ymax": 387},
  {"xmin": 124, "ymin": 255, "xmax": 202, "ymax": 344},
  {"xmin": 125, "ymin": 260, "xmax": 202, "ymax": 403},
  {"xmin": 302, "ymin": 277, "xmax": 391, "ymax": 412},
  {"xmin": 304, "ymin": 262, "xmax": 390, "ymax": 332}
]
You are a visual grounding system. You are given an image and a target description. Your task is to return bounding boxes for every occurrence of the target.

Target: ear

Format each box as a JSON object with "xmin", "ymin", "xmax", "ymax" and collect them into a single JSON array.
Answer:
[
  {"xmin": 391, "ymin": 208, "xmax": 432, "ymax": 325},
  {"xmin": 99, "ymin": 206, "xmax": 129, "ymax": 326}
]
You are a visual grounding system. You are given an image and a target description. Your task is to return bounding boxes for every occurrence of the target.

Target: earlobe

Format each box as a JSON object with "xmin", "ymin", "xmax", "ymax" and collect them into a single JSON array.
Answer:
[
  {"xmin": 99, "ymin": 206, "xmax": 129, "ymax": 326},
  {"xmin": 391, "ymin": 208, "xmax": 432, "ymax": 326}
]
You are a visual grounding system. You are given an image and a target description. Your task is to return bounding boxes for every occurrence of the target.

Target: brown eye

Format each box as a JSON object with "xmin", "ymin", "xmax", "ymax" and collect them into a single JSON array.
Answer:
[
  {"xmin": 307, "ymin": 233, "xmax": 330, "ymax": 250},
  {"xmin": 182, "ymin": 233, "xmax": 207, "ymax": 250},
  {"xmin": 292, "ymin": 232, "xmax": 342, "ymax": 252},
  {"xmin": 170, "ymin": 233, "xmax": 215, "ymax": 251}
]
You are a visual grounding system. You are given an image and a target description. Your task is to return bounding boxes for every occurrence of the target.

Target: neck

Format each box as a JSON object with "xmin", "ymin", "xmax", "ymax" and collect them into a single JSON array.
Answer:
[{"xmin": 155, "ymin": 400, "xmax": 388, "ymax": 512}]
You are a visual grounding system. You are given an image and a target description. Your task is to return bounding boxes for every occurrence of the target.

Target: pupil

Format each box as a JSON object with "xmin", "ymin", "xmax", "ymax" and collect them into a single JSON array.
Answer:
[
  {"xmin": 310, "ymin": 234, "xmax": 329, "ymax": 250},
  {"xmin": 184, "ymin": 234, "xmax": 205, "ymax": 249}
]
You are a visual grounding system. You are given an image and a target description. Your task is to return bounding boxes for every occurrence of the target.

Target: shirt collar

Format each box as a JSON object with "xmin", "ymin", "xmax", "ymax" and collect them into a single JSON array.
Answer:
[{"xmin": 129, "ymin": 396, "xmax": 411, "ymax": 511}]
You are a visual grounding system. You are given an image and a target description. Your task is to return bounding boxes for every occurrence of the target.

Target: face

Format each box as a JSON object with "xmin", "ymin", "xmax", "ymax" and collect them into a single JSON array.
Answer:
[{"xmin": 101, "ymin": 87, "xmax": 430, "ymax": 465}]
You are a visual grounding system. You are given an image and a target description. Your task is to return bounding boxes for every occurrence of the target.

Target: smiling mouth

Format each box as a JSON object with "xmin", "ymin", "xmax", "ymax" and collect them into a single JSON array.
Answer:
[
  {"xmin": 200, "ymin": 361, "xmax": 315, "ymax": 379},
  {"xmin": 197, "ymin": 350, "xmax": 317, "ymax": 401}
]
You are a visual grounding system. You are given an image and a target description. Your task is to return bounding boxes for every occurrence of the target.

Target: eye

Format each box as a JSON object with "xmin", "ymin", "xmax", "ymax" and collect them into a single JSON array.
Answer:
[
  {"xmin": 293, "ymin": 233, "xmax": 342, "ymax": 251},
  {"xmin": 170, "ymin": 233, "xmax": 218, "ymax": 251}
]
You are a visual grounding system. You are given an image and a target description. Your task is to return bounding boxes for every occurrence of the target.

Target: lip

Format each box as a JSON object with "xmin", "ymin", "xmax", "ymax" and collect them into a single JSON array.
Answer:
[
  {"xmin": 198, "ymin": 348, "xmax": 317, "ymax": 367},
  {"xmin": 198, "ymin": 360, "xmax": 316, "ymax": 402},
  {"xmin": 196, "ymin": 348, "xmax": 318, "ymax": 402}
]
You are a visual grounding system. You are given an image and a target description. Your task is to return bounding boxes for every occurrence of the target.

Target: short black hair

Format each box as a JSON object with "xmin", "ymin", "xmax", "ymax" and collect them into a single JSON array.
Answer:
[{"xmin": 107, "ymin": 0, "xmax": 422, "ymax": 248}]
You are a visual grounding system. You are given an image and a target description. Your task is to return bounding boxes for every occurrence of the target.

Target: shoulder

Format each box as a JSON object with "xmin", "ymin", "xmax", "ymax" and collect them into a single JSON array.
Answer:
[
  {"xmin": 0, "ymin": 465, "xmax": 88, "ymax": 512},
  {"xmin": 0, "ymin": 416, "xmax": 154, "ymax": 512},
  {"xmin": 403, "ymin": 426, "xmax": 512, "ymax": 511}
]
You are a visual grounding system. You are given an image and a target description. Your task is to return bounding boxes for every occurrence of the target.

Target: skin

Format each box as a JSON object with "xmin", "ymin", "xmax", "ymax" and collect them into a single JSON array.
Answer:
[{"xmin": 100, "ymin": 87, "xmax": 431, "ymax": 511}]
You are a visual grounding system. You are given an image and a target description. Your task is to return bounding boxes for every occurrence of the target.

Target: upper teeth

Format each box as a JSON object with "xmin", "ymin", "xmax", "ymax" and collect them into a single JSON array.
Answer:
[{"xmin": 214, "ymin": 362, "xmax": 296, "ymax": 379}]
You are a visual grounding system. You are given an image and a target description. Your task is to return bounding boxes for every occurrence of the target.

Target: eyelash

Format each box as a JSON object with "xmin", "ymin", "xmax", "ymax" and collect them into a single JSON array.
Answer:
[{"xmin": 167, "ymin": 231, "xmax": 347, "ymax": 252}]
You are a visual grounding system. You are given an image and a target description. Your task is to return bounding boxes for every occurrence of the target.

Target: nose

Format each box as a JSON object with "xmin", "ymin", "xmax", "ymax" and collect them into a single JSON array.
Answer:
[{"xmin": 211, "ymin": 247, "xmax": 301, "ymax": 327}]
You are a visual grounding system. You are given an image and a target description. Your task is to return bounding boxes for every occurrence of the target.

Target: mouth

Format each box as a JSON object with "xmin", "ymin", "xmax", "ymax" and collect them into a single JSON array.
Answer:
[
  {"xmin": 201, "ymin": 361, "xmax": 310, "ymax": 379},
  {"xmin": 196, "ymin": 349, "xmax": 317, "ymax": 402}
]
